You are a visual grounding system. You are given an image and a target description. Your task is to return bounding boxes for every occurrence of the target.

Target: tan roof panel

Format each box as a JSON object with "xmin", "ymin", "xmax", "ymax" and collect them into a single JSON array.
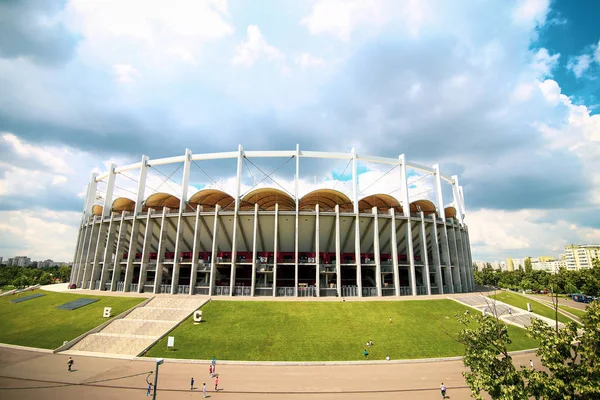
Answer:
[
  {"xmin": 92, "ymin": 204, "xmax": 103, "ymax": 216},
  {"xmin": 299, "ymin": 189, "xmax": 353, "ymax": 212},
  {"xmin": 242, "ymin": 188, "xmax": 295, "ymax": 211},
  {"xmin": 189, "ymin": 189, "xmax": 234, "ymax": 208},
  {"xmin": 144, "ymin": 192, "xmax": 180, "ymax": 210},
  {"xmin": 112, "ymin": 197, "xmax": 135, "ymax": 212},
  {"xmin": 444, "ymin": 206, "xmax": 457, "ymax": 219},
  {"xmin": 409, "ymin": 199, "xmax": 437, "ymax": 215},
  {"xmin": 358, "ymin": 194, "xmax": 403, "ymax": 214}
]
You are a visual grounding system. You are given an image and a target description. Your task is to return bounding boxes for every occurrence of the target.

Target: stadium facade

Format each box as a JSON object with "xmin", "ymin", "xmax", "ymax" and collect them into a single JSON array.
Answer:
[{"xmin": 70, "ymin": 147, "xmax": 475, "ymax": 297}]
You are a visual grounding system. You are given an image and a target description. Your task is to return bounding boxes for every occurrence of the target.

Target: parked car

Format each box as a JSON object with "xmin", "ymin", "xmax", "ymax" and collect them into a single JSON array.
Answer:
[{"xmin": 572, "ymin": 294, "xmax": 592, "ymax": 303}]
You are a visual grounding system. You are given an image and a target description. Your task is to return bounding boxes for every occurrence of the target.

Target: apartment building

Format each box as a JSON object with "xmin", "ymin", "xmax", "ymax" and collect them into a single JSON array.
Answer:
[{"xmin": 560, "ymin": 245, "xmax": 600, "ymax": 271}]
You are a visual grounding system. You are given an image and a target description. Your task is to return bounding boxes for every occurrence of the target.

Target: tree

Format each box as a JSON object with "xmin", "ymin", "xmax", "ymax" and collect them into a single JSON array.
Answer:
[
  {"xmin": 456, "ymin": 312, "xmax": 527, "ymax": 399},
  {"xmin": 526, "ymin": 301, "xmax": 600, "ymax": 399},
  {"xmin": 524, "ymin": 257, "xmax": 533, "ymax": 274},
  {"xmin": 38, "ymin": 272, "xmax": 54, "ymax": 285},
  {"xmin": 57, "ymin": 265, "xmax": 72, "ymax": 282},
  {"xmin": 457, "ymin": 301, "xmax": 600, "ymax": 399}
]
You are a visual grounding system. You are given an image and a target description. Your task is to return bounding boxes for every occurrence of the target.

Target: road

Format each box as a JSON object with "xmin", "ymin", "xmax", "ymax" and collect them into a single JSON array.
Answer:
[{"xmin": 0, "ymin": 346, "xmax": 542, "ymax": 399}]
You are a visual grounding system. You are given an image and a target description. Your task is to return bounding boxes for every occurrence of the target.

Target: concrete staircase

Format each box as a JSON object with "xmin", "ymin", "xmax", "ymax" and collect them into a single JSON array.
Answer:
[{"xmin": 67, "ymin": 297, "xmax": 208, "ymax": 357}]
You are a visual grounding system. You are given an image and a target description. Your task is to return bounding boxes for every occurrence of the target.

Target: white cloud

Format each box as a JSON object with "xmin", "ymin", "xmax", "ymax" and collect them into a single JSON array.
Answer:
[
  {"xmin": 512, "ymin": 0, "xmax": 550, "ymax": 27},
  {"xmin": 567, "ymin": 54, "xmax": 592, "ymax": 78},
  {"xmin": 531, "ymin": 48, "xmax": 560, "ymax": 78},
  {"xmin": 0, "ymin": 210, "xmax": 81, "ymax": 261},
  {"xmin": 112, "ymin": 64, "xmax": 141, "ymax": 84},
  {"xmin": 296, "ymin": 53, "xmax": 324, "ymax": 68},
  {"xmin": 64, "ymin": 0, "xmax": 234, "ymax": 68},
  {"xmin": 52, "ymin": 175, "xmax": 68, "ymax": 185},
  {"xmin": 232, "ymin": 25, "xmax": 285, "ymax": 68},
  {"xmin": 300, "ymin": 0, "xmax": 388, "ymax": 41}
]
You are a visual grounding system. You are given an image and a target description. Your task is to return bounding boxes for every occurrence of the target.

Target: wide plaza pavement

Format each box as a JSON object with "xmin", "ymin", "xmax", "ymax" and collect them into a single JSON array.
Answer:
[{"xmin": 0, "ymin": 346, "xmax": 540, "ymax": 399}]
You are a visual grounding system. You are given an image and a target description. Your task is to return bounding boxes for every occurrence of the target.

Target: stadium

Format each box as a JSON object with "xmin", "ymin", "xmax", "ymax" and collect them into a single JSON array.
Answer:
[{"xmin": 70, "ymin": 146, "xmax": 474, "ymax": 298}]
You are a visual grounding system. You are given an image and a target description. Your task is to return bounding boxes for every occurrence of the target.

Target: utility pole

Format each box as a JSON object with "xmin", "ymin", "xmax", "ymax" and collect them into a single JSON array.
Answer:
[{"xmin": 153, "ymin": 358, "xmax": 164, "ymax": 400}]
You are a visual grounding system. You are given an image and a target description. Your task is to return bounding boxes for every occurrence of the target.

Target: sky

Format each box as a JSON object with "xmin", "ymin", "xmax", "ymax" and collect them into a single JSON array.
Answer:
[{"xmin": 1, "ymin": 0, "xmax": 600, "ymax": 263}]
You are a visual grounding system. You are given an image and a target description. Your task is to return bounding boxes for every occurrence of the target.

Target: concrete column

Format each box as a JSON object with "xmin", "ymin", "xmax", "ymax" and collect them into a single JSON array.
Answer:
[
  {"xmin": 315, "ymin": 204, "xmax": 320, "ymax": 297},
  {"xmin": 335, "ymin": 205, "xmax": 342, "ymax": 294},
  {"xmin": 448, "ymin": 221, "xmax": 462, "ymax": 292},
  {"xmin": 74, "ymin": 222, "xmax": 91, "ymax": 286},
  {"xmin": 352, "ymin": 148, "xmax": 362, "ymax": 297},
  {"xmin": 272, "ymin": 203, "xmax": 279, "ymax": 297},
  {"xmin": 137, "ymin": 210, "xmax": 154, "ymax": 292},
  {"xmin": 420, "ymin": 212, "xmax": 432, "ymax": 295},
  {"xmin": 189, "ymin": 207, "xmax": 202, "ymax": 295},
  {"xmin": 171, "ymin": 149, "xmax": 192, "ymax": 294},
  {"xmin": 294, "ymin": 144, "xmax": 300, "ymax": 297},
  {"xmin": 90, "ymin": 218, "xmax": 109, "ymax": 290},
  {"xmin": 84, "ymin": 172, "xmax": 99, "ymax": 220},
  {"xmin": 230, "ymin": 145, "xmax": 243, "ymax": 296},
  {"xmin": 373, "ymin": 208, "xmax": 382, "ymax": 297},
  {"xmin": 430, "ymin": 213, "xmax": 444, "ymax": 294},
  {"xmin": 451, "ymin": 175, "xmax": 464, "ymax": 225},
  {"xmin": 99, "ymin": 216, "xmax": 118, "ymax": 290},
  {"xmin": 81, "ymin": 216, "xmax": 99, "ymax": 289},
  {"xmin": 400, "ymin": 155, "xmax": 417, "ymax": 296},
  {"xmin": 111, "ymin": 212, "xmax": 128, "ymax": 291},
  {"xmin": 389, "ymin": 208, "xmax": 400, "ymax": 296},
  {"xmin": 433, "ymin": 164, "xmax": 453, "ymax": 294},
  {"xmin": 102, "ymin": 164, "xmax": 117, "ymax": 219},
  {"xmin": 251, "ymin": 204, "xmax": 259, "ymax": 296},
  {"xmin": 455, "ymin": 224, "xmax": 467, "ymax": 292},
  {"xmin": 70, "ymin": 223, "xmax": 85, "ymax": 283},
  {"xmin": 208, "ymin": 205, "xmax": 221, "ymax": 296},
  {"xmin": 153, "ymin": 208, "xmax": 169, "ymax": 294}
]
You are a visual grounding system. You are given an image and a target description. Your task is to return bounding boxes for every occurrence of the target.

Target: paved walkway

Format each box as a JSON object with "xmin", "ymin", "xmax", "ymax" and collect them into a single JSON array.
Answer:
[
  {"xmin": 451, "ymin": 294, "xmax": 565, "ymax": 329},
  {"xmin": 0, "ymin": 346, "xmax": 541, "ymax": 399}
]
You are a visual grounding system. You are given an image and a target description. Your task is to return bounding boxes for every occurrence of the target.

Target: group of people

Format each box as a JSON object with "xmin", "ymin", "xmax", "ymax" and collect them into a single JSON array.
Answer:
[
  {"xmin": 362, "ymin": 339, "xmax": 390, "ymax": 361},
  {"xmin": 189, "ymin": 356, "xmax": 220, "ymax": 398},
  {"xmin": 145, "ymin": 356, "xmax": 220, "ymax": 397}
]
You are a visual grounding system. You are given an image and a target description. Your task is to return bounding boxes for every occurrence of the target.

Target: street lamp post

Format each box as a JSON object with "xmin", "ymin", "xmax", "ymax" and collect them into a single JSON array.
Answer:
[{"xmin": 153, "ymin": 358, "xmax": 164, "ymax": 400}]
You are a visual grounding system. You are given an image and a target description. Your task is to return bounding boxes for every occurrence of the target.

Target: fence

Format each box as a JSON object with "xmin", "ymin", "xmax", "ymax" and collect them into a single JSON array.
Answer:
[
  {"xmin": 319, "ymin": 288, "xmax": 338, "ymax": 297},
  {"xmin": 193, "ymin": 286, "xmax": 210, "ymax": 295},
  {"xmin": 454, "ymin": 284, "xmax": 462, "ymax": 293},
  {"xmin": 362, "ymin": 287, "xmax": 378, "ymax": 297},
  {"xmin": 276, "ymin": 287, "xmax": 296, "ymax": 297},
  {"xmin": 177, "ymin": 285, "xmax": 190, "ymax": 294},
  {"xmin": 254, "ymin": 288, "xmax": 273, "ymax": 296},
  {"xmin": 234, "ymin": 286, "xmax": 252, "ymax": 296},
  {"xmin": 341, "ymin": 285, "xmax": 358, "ymax": 297},
  {"xmin": 399, "ymin": 286, "xmax": 411, "ymax": 296},
  {"xmin": 213, "ymin": 286, "xmax": 230, "ymax": 296},
  {"xmin": 443, "ymin": 285, "xmax": 451, "ymax": 294},
  {"xmin": 382, "ymin": 287, "xmax": 395, "ymax": 296},
  {"xmin": 297, "ymin": 286, "xmax": 316, "ymax": 297}
]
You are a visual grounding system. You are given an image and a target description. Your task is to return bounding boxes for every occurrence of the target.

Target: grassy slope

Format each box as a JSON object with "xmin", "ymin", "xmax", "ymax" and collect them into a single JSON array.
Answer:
[
  {"xmin": 558, "ymin": 304, "xmax": 587, "ymax": 319},
  {"xmin": 489, "ymin": 292, "xmax": 571, "ymax": 323},
  {"xmin": 146, "ymin": 300, "xmax": 537, "ymax": 361},
  {"xmin": 0, "ymin": 290, "xmax": 144, "ymax": 349}
]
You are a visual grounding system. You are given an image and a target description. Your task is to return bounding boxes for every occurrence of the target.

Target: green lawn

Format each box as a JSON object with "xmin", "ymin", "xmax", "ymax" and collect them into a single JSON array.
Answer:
[
  {"xmin": 489, "ymin": 292, "xmax": 571, "ymax": 323},
  {"xmin": 0, "ymin": 290, "xmax": 144, "ymax": 349},
  {"xmin": 558, "ymin": 304, "xmax": 587, "ymax": 319},
  {"xmin": 145, "ymin": 300, "xmax": 538, "ymax": 361}
]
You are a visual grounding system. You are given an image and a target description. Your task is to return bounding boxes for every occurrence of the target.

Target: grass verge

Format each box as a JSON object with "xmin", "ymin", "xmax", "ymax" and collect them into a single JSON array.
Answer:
[
  {"xmin": 489, "ymin": 291, "xmax": 571, "ymax": 324},
  {"xmin": 145, "ymin": 300, "xmax": 538, "ymax": 361},
  {"xmin": 0, "ymin": 289, "xmax": 144, "ymax": 349}
]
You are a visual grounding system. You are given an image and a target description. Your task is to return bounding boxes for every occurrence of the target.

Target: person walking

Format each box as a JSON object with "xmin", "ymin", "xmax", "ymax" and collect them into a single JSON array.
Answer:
[
  {"xmin": 212, "ymin": 356, "xmax": 217, "ymax": 371},
  {"xmin": 67, "ymin": 357, "xmax": 74, "ymax": 372},
  {"xmin": 363, "ymin": 349, "xmax": 369, "ymax": 358},
  {"xmin": 190, "ymin": 377, "xmax": 195, "ymax": 390},
  {"xmin": 440, "ymin": 382, "xmax": 447, "ymax": 399},
  {"xmin": 209, "ymin": 364, "xmax": 213, "ymax": 377},
  {"xmin": 146, "ymin": 383, "xmax": 152, "ymax": 396},
  {"xmin": 530, "ymin": 359, "xmax": 534, "ymax": 368},
  {"xmin": 215, "ymin": 376, "xmax": 219, "ymax": 392},
  {"xmin": 202, "ymin": 383, "xmax": 207, "ymax": 398}
]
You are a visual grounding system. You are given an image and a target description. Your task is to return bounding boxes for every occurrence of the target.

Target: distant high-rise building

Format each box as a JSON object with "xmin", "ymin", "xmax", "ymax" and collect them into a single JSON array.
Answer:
[{"xmin": 561, "ymin": 245, "xmax": 600, "ymax": 271}]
